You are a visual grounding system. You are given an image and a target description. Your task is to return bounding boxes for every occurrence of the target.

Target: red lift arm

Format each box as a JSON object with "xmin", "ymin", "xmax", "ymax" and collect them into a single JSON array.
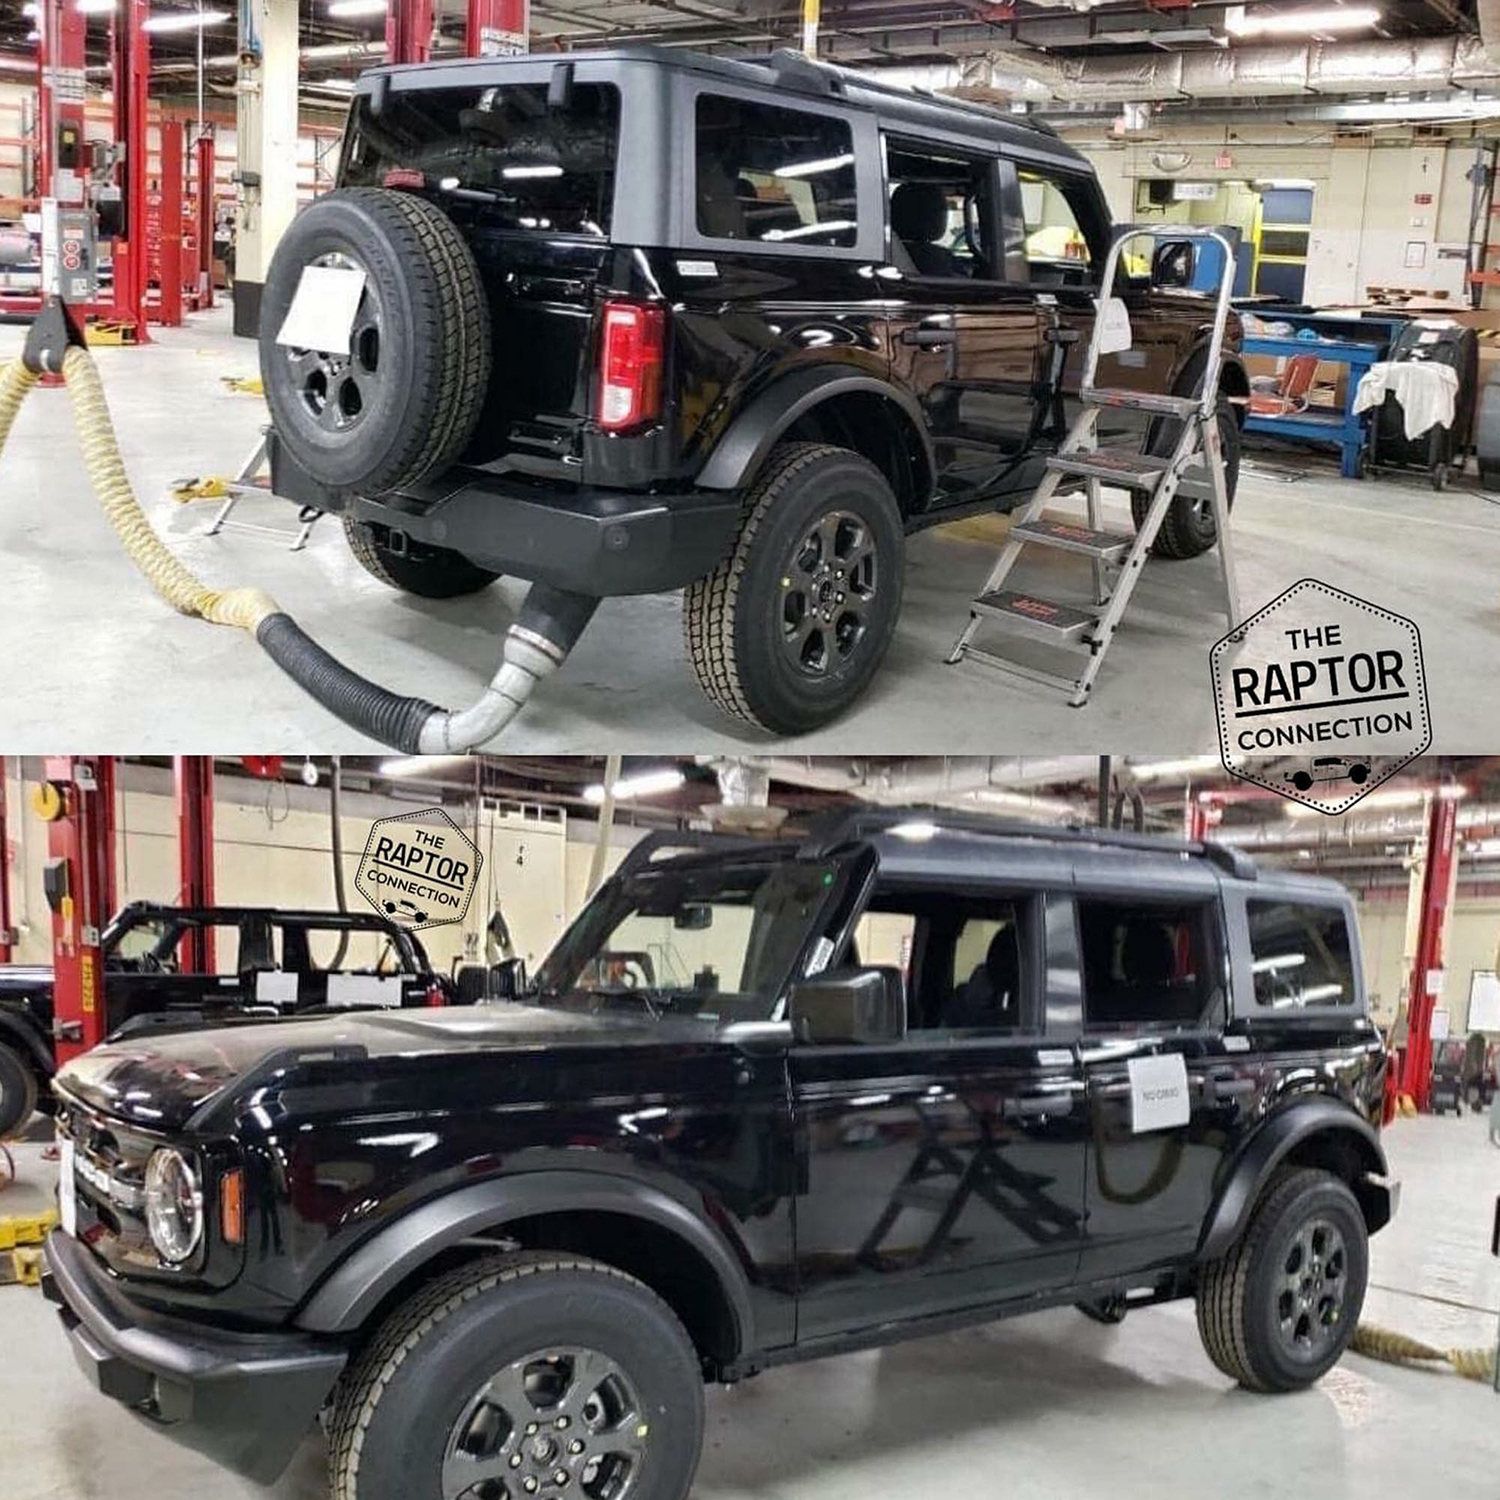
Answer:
[
  {"xmin": 1399, "ymin": 792, "xmax": 1459, "ymax": 1113},
  {"xmin": 38, "ymin": 757, "xmax": 117, "ymax": 1067},
  {"xmin": 0, "ymin": 757, "xmax": 13, "ymax": 965},
  {"xmin": 175, "ymin": 756, "xmax": 216, "ymax": 974}
]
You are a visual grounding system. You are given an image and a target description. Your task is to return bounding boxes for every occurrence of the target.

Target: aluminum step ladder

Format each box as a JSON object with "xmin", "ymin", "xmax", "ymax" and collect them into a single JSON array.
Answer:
[{"xmin": 947, "ymin": 225, "xmax": 1242, "ymax": 707}]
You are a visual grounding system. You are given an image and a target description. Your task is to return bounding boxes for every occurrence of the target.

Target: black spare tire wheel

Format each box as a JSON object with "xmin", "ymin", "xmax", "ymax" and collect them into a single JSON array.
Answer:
[
  {"xmin": 0, "ymin": 1043, "xmax": 38, "ymax": 1140},
  {"xmin": 260, "ymin": 187, "xmax": 491, "ymax": 497}
]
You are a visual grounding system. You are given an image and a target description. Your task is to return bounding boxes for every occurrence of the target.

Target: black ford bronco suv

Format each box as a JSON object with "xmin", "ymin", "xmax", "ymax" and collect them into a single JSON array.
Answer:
[
  {"xmin": 44, "ymin": 812, "xmax": 1391, "ymax": 1500},
  {"xmin": 0, "ymin": 901, "xmax": 451, "ymax": 1138},
  {"xmin": 261, "ymin": 46, "xmax": 1248, "ymax": 735}
]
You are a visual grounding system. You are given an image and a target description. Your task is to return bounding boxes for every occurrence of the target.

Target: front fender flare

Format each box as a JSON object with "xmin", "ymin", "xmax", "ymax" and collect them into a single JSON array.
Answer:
[
  {"xmin": 1197, "ymin": 1098, "xmax": 1389, "ymax": 1261},
  {"xmin": 696, "ymin": 366, "xmax": 935, "ymax": 497},
  {"xmin": 293, "ymin": 1169, "xmax": 756, "ymax": 1354}
]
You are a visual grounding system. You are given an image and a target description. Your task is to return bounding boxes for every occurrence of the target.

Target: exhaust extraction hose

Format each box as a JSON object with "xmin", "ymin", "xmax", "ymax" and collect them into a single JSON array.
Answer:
[{"xmin": 0, "ymin": 335, "xmax": 596, "ymax": 753}]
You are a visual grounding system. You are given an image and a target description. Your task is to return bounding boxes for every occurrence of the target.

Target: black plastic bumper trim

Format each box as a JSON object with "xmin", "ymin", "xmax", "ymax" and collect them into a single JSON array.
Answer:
[{"xmin": 42, "ymin": 1230, "xmax": 347, "ymax": 1485}]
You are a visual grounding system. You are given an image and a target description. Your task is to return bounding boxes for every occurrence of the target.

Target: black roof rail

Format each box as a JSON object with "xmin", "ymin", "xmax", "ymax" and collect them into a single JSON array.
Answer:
[{"xmin": 797, "ymin": 807, "xmax": 1259, "ymax": 877}]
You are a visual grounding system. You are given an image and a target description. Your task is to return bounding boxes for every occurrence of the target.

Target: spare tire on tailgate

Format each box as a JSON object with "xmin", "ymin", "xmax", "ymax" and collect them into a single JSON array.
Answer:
[{"xmin": 259, "ymin": 187, "xmax": 491, "ymax": 496}]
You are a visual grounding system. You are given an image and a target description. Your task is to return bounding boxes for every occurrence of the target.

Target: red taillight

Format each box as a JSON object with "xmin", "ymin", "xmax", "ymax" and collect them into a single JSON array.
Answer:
[
  {"xmin": 425, "ymin": 981, "xmax": 447, "ymax": 1008},
  {"xmin": 1382, "ymin": 1050, "xmax": 1400, "ymax": 1126},
  {"xmin": 383, "ymin": 169, "xmax": 426, "ymax": 190},
  {"xmin": 596, "ymin": 300, "xmax": 666, "ymax": 433}
]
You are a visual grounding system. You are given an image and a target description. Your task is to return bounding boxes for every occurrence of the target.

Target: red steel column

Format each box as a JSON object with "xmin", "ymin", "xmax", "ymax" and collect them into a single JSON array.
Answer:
[
  {"xmin": 110, "ymin": 0, "xmax": 151, "ymax": 341},
  {"xmin": 156, "ymin": 118, "xmax": 184, "ymax": 326},
  {"xmin": 0, "ymin": 757, "xmax": 13, "ymax": 964},
  {"xmin": 386, "ymin": 0, "xmax": 437, "ymax": 65},
  {"xmin": 466, "ymin": 0, "xmax": 528, "ymax": 56},
  {"xmin": 195, "ymin": 130, "xmax": 215, "ymax": 309},
  {"xmin": 37, "ymin": 0, "xmax": 87, "ymax": 205},
  {"xmin": 1400, "ymin": 792, "xmax": 1459, "ymax": 1112},
  {"xmin": 42, "ymin": 757, "xmax": 116, "ymax": 1065},
  {"xmin": 175, "ymin": 757, "xmax": 216, "ymax": 973}
]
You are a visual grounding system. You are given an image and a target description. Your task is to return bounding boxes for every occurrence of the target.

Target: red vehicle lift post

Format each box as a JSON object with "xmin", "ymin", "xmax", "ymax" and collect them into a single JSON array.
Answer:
[
  {"xmin": 175, "ymin": 756, "xmax": 216, "ymax": 974},
  {"xmin": 386, "ymin": 0, "xmax": 436, "ymax": 65},
  {"xmin": 37, "ymin": 757, "xmax": 117, "ymax": 1067},
  {"xmin": 0, "ymin": 757, "xmax": 13, "ymax": 965},
  {"xmin": 466, "ymin": 0, "xmax": 529, "ymax": 55},
  {"xmin": 109, "ymin": 0, "xmax": 151, "ymax": 341},
  {"xmin": 1399, "ymin": 790, "xmax": 1460, "ymax": 1112},
  {"xmin": 151, "ymin": 118, "xmax": 185, "ymax": 326},
  {"xmin": 194, "ymin": 129, "xmax": 215, "ymax": 310}
]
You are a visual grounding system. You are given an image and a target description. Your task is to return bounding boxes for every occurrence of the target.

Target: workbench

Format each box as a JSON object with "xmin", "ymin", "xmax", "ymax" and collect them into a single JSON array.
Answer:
[{"xmin": 1241, "ymin": 333, "xmax": 1387, "ymax": 478}]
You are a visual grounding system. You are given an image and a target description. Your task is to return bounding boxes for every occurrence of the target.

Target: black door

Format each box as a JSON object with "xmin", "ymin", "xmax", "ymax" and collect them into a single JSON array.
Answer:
[
  {"xmin": 884, "ymin": 140, "xmax": 1046, "ymax": 509},
  {"xmin": 791, "ymin": 888, "xmax": 1087, "ymax": 1342}
]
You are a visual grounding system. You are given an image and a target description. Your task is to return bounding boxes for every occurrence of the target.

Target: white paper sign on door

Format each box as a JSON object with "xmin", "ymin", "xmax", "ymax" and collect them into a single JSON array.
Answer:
[{"xmin": 1127, "ymin": 1052, "xmax": 1190, "ymax": 1134}]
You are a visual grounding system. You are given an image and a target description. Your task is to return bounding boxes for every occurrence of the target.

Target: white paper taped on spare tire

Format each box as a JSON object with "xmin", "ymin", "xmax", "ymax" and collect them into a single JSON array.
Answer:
[
  {"xmin": 1127, "ymin": 1051, "xmax": 1190, "ymax": 1133},
  {"xmin": 275, "ymin": 263, "xmax": 367, "ymax": 354},
  {"xmin": 1093, "ymin": 295, "xmax": 1132, "ymax": 356}
]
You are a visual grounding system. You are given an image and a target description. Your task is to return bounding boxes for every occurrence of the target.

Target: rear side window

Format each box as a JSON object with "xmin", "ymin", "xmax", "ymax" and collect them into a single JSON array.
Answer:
[
  {"xmin": 341, "ymin": 82, "xmax": 620, "ymax": 235},
  {"xmin": 1248, "ymin": 902, "xmax": 1355, "ymax": 1009},
  {"xmin": 694, "ymin": 94, "xmax": 858, "ymax": 246},
  {"xmin": 1078, "ymin": 898, "xmax": 1221, "ymax": 1030}
]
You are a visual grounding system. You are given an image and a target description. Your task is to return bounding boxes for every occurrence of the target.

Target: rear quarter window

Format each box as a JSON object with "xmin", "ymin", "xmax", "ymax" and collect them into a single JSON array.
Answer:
[
  {"xmin": 694, "ymin": 94, "xmax": 858, "ymax": 247},
  {"xmin": 341, "ymin": 82, "xmax": 620, "ymax": 235},
  {"xmin": 1247, "ymin": 901, "xmax": 1356, "ymax": 1009}
]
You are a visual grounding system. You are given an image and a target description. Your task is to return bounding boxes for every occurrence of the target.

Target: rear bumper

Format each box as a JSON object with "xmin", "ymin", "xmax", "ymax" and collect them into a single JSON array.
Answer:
[
  {"xmin": 269, "ymin": 430, "xmax": 742, "ymax": 598},
  {"xmin": 42, "ymin": 1230, "xmax": 346, "ymax": 1484}
]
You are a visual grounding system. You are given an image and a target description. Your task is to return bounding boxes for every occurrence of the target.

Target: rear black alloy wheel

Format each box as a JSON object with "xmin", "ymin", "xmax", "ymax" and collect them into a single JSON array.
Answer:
[
  {"xmin": 330, "ymin": 1252, "xmax": 704, "ymax": 1500},
  {"xmin": 0, "ymin": 1043, "xmax": 37, "ymax": 1139},
  {"xmin": 284, "ymin": 251, "xmax": 384, "ymax": 437},
  {"xmin": 1195, "ymin": 1167, "xmax": 1368, "ymax": 1393},
  {"xmin": 444, "ymin": 1346, "xmax": 646, "ymax": 1500},
  {"xmin": 683, "ymin": 442, "xmax": 904, "ymax": 736}
]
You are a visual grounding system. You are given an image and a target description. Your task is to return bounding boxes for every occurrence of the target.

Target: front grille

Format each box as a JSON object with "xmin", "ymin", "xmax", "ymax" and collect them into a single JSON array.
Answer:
[{"xmin": 55, "ymin": 1098, "xmax": 162, "ymax": 1268}]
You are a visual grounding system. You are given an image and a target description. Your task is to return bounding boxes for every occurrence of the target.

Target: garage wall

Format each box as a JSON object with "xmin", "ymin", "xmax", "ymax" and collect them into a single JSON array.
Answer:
[{"xmin": 1065, "ymin": 128, "xmax": 1488, "ymax": 307}]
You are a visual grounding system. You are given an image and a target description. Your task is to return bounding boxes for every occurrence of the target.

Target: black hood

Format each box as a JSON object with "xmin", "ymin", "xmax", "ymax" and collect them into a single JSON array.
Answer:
[{"xmin": 52, "ymin": 1002, "xmax": 724, "ymax": 1132}]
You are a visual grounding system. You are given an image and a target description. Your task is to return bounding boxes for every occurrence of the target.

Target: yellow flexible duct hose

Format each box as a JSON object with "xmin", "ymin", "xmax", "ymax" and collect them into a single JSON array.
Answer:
[
  {"xmin": 1352, "ymin": 1323, "xmax": 1497, "ymax": 1383},
  {"xmin": 59, "ymin": 346, "xmax": 280, "ymax": 631},
  {"xmin": 0, "ymin": 359, "xmax": 39, "ymax": 454}
]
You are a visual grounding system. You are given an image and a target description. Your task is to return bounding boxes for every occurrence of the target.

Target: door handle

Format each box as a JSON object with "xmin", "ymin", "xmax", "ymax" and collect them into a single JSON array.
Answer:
[{"xmin": 900, "ymin": 328, "xmax": 957, "ymax": 348}]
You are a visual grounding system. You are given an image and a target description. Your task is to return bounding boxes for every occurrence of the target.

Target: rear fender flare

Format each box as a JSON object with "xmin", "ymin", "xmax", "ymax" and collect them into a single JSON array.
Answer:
[
  {"xmin": 294, "ymin": 1169, "xmax": 756, "ymax": 1354},
  {"xmin": 1197, "ymin": 1097, "xmax": 1389, "ymax": 1261},
  {"xmin": 696, "ymin": 367, "xmax": 935, "ymax": 500}
]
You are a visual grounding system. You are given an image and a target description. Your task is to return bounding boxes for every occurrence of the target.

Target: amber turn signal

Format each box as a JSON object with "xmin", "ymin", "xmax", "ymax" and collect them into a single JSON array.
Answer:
[{"xmin": 220, "ymin": 1168, "xmax": 245, "ymax": 1245}]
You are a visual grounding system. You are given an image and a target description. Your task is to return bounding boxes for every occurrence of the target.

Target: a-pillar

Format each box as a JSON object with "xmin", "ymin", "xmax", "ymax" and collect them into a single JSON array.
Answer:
[
  {"xmin": 233, "ymin": 0, "xmax": 300, "ymax": 338},
  {"xmin": 1399, "ymin": 790, "xmax": 1460, "ymax": 1111},
  {"xmin": 174, "ymin": 757, "xmax": 216, "ymax": 973}
]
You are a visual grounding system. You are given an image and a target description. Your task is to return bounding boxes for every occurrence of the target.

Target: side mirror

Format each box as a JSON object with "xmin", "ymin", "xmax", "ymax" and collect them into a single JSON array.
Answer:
[
  {"xmin": 788, "ymin": 966, "xmax": 906, "ymax": 1045},
  {"xmin": 674, "ymin": 903, "xmax": 713, "ymax": 932},
  {"xmin": 489, "ymin": 957, "xmax": 528, "ymax": 1000},
  {"xmin": 1152, "ymin": 238, "xmax": 1196, "ymax": 289}
]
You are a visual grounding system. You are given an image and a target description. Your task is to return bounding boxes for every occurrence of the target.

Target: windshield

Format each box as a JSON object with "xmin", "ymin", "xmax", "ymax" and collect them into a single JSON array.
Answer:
[
  {"xmin": 533, "ymin": 857, "xmax": 839, "ymax": 1023},
  {"xmin": 341, "ymin": 82, "xmax": 620, "ymax": 236}
]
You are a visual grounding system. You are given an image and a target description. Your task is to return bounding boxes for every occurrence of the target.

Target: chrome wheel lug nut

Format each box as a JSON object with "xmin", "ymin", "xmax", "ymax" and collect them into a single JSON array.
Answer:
[
  {"xmin": 569, "ymin": 1440, "xmax": 585, "ymax": 1455},
  {"xmin": 510, "ymin": 1455, "xmax": 523, "ymax": 1469},
  {"xmin": 523, "ymin": 1480, "xmax": 538, "ymax": 1494},
  {"xmin": 555, "ymin": 1417, "xmax": 570, "ymax": 1430},
  {"xmin": 554, "ymin": 1472, "xmax": 569, "ymax": 1485},
  {"xmin": 526, "ymin": 1423, "xmax": 539, "ymax": 1436}
]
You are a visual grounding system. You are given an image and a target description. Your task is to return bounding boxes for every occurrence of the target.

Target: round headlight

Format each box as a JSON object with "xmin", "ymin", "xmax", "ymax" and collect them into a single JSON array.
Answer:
[{"xmin": 144, "ymin": 1148, "xmax": 203, "ymax": 1264}]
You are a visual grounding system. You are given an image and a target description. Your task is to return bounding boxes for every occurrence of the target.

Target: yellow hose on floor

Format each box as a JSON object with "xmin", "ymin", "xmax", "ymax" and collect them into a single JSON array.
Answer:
[
  {"xmin": 1351, "ymin": 1323, "xmax": 1497, "ymax": 1383},
  {"xmin": 58, "ymin": 348, "xmax": 280, "ymax": 630},
  {"xmin": 0, "ymin": 359, "xmax": 39, "ymax": 453}
]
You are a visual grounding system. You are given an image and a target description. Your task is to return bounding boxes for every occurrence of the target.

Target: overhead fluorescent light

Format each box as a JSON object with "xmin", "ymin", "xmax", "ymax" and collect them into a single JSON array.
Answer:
[
  {"xmin": 773, "ymin": 152, "xmax": 854, "ymax": 180},
  {"xmin": 888, "ymin": 820, "xmax": 938, "ymax": 842},
  {"xmin": 501, "ymin": 164, "xmax": 564, "ymax": 180},
  {"xmin": 582, "ymin": 767, "xmax": 685, "ymax": 805},
  {"xmin": 143, "ymin": 7, "xmax": 230, "ymax": 29},
  {"xmin": 1225, "ymin": 5, "xmax": 1380, "ymax": 38},
  {"xmin": 23, "ymin": 1, "xmax": 39, "ymax": 15},
  {"xmin": 1253, "ymin": 178, "xmax": 1317, "ymax": 190},
  {"xmin": 327, "ymin": 0, "xmax": 388, "ymax": 16},
  {"xmin": 76, "ymin": 0, "xmax": 119, "ymax": 13},
  {"xmin": 377, "ymin": 755, "xmax": 474, "ymax": 778}
]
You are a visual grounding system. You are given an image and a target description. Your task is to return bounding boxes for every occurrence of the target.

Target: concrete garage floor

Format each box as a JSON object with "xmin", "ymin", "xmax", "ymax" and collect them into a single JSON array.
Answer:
[
  {"xmin": 0, "ymin": 306, "xmax": 1496, "ymax": 751},
  {"xmin": 2, "ymin": 1111, "xmax": 1498, "ymax": 1500}
]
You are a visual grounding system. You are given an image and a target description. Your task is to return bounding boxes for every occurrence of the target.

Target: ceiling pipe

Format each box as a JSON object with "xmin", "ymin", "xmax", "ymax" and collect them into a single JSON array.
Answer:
[
  {"xmin": 1216, "ymin": 803, "xmax": 1500, "ymax": 851},
  {"xmin": 749, "ymin": 755, "xmax": 1099, "ymax": 799}
]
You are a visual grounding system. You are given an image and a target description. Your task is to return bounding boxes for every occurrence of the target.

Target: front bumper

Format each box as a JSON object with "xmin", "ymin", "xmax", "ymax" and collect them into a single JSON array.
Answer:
[
  {"xmin": 270, "ymin": 430, "xmax": 743, "ymax": 598},
  {"xmin": 42, "ymin": 1230, "xmax": 346, "ymax": 1484}
]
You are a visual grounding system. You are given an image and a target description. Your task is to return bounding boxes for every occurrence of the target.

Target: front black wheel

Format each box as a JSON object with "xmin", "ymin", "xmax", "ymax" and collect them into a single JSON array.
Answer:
[
  {"xmin": 344, "ymin": 517, "xmax": 502, "ymax": 600},
  {"xmin": 0, "ymin": 1043, "xmax": 37, "ymax": 1139},
  {"xmin": 1132, "ymin": 396, "xmax": 1240, "ymax": 560},
  {"xmin": 330, "ymin": 1252, "xmax": 704, "ymax": 1500},
  {"xmin": 1196, "ymin": 1168, "xmax": 1368, "ymax": 1393},
  {"xmin": 684, "ymin": 442, "xmax": 904, "ymax": 735}
]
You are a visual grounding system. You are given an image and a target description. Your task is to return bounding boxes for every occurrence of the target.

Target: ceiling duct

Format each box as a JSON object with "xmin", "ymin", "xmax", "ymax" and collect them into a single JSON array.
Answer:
[{"xmin": 1216, "ymin": 803, "xmax": 1500, "ymax": 852}]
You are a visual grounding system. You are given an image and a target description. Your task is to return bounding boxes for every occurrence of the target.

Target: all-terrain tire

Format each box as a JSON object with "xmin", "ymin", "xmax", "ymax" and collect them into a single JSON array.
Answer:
[
  {"xmin": 0, "ymin": 1043, "xmax": 37, "ymax": 1139},
  {"xmin": 260, "ymin": 187, "xmax": 491, "ymax": 497},
  {"xmin": 1196, "ymin": 1167, "xmax": 1368, "ymax": 1393},
  {"xmin": 343, "ymin": 517, "xmax": 502, "ymax": 599},
  {"xmin": 683, "ymin": 442, "xmax": 904, "ymax": 735},
  {"xmin": 329, "ymin": 1250, "xmax": 705, "ymax": 1500},
  {"xmin": 1131, "ymin": 395, "xmax": 1240, "ymax": 559}
]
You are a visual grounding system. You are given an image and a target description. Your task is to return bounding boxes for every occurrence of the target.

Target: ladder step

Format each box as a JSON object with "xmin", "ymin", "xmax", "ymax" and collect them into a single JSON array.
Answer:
[
  {"xmin": 971, "ymin": 590, "xmax": 1098, "ymax": 641},
  {"xmin": 1083, "ymin": 387, "xmax": 1199, "ymax": 419},
  {"xmin": 1045, "ymin": 447, "xmax": 1169, "ymax": 489},
  {"xmin": 1011, "ymin": 518, "xmax": 1133, "ymax": 561}
]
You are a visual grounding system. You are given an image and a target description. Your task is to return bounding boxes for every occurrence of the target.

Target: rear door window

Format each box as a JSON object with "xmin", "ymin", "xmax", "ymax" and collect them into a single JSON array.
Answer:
[
  {"xmin": 341, "ymin": 82, "xmax": 621, "ymax": 235},
  {"xmin": 1247, "ymin": 901, "xmax": 1355, "ymax": 1009},
  {"xmin": 1078, "ymin": 898, "xmax": 1223, "ymax": 1030},
  {"xmin": 694, "ymin": 94, "xmax": 858, "ymax": 247}
]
